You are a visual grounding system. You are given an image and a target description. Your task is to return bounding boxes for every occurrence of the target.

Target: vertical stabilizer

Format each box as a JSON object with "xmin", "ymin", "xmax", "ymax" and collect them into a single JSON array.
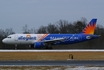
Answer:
[{"xmin": 82, "ymin": 19, "xmax": 97, "ymax": 34}]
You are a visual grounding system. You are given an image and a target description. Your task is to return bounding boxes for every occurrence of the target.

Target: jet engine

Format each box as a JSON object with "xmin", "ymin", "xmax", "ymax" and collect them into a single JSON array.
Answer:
[{"xmin": 31, "ymin": 42, "xmax": 45, "ymax": 49}]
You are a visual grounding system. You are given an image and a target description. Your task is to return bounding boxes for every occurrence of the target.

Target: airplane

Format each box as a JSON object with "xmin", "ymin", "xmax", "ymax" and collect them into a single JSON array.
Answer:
[{"xmin": 2, "ymin": 18, "xmax": 100, "ymax": 49}]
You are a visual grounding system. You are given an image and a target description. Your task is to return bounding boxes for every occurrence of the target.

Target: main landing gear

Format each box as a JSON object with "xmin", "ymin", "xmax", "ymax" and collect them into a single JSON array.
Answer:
[{"xmin": 44, "ymin": 43, "xmax": 53, "ymax": 49}]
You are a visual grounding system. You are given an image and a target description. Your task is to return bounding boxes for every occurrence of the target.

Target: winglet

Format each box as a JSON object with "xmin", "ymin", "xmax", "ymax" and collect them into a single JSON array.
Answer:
[{"xmin": 81, "ymin": 19, "xmax": 97, "ymax": 34}]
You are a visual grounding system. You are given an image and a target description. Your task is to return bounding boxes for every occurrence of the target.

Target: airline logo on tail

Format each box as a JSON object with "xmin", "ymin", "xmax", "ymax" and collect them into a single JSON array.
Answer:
[{"xmin": 82, "ymin": 19, "xmax": 97, "ymax": 34}]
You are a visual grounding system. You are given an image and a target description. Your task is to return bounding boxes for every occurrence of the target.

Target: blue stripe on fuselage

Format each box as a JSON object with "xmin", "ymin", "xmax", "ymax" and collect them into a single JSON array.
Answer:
[{"xmin": 41, "ymin": 34, "xmax": 99, "ymax": 45}]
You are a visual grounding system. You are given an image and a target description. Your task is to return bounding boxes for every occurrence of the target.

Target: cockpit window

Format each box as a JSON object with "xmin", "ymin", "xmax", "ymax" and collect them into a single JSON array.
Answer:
[{"xmin": 7, "ymin": 37, "xmax": 11, "ymax": 38}]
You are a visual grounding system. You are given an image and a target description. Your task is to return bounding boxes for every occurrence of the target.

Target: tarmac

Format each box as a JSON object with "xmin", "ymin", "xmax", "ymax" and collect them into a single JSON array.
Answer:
[{"xmin": 0, "ymin": 60, "xmax": 104, "ymax": 66}]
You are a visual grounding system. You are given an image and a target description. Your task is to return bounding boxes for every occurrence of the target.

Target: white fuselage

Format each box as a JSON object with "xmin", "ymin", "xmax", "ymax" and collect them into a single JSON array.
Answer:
[{"xmin": 2, "ymin": 34, "xmax": 46, "ymax": 44}]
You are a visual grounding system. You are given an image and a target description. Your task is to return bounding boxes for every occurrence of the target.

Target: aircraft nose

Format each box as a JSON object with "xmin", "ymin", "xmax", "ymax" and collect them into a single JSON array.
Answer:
[{"xmin": 2, "ymin": 39, "xmax": 7, "ymax": 43}]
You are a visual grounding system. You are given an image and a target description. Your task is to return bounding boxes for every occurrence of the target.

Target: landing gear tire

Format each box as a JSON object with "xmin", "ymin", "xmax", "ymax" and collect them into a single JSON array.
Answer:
[
  {"xmin": 44, "ymin": 46, "xmax": 53, "ymax": 49},
  {"xmin": 48, "ymin": 47, "xmax": 53, "ymax": 49},
  {"xmin": 44, "ymin": 43, "xmax": 53, "ymax": 49}
]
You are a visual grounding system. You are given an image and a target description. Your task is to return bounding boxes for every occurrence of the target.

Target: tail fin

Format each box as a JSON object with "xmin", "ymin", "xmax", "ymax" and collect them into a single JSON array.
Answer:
[{"xmin": 81, "ymin": 18, "xmax": 97, "ymax": 34}]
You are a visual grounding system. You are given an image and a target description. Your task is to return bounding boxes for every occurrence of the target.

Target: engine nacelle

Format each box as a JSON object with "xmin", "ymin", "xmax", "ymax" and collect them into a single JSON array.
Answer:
[{"xmin": 31, "ymin": 42, "xmax": 45, "ymax": 49}]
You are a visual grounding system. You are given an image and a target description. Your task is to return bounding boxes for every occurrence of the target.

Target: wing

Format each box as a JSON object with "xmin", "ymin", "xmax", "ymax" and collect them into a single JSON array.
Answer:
[{"xmin": 41, "ymin": 38, "xmax": 66, "ymax": 43}]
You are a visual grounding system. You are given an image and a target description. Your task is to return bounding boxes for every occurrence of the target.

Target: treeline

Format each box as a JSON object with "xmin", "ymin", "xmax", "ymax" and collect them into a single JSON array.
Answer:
[{"xmin": 0, "ymin": 18, "xmax": 104, "ymax": 49}]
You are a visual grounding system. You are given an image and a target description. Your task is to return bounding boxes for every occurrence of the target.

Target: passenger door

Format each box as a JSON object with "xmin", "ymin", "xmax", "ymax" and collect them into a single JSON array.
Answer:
[{"xmin": 14, "ymin": 34, "xmax": 18, "ymax": 41}]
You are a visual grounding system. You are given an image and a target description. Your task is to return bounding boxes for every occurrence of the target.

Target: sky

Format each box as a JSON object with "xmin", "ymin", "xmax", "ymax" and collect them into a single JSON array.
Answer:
[{"xmin": 0, "ymin": 0, "xmax": 104, "ymax": 33}]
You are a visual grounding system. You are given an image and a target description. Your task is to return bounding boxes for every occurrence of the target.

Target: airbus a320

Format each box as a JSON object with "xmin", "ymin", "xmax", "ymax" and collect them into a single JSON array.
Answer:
[{"xmin": 2, "ymin": 19, "xmax": 100, "ymax": 49}]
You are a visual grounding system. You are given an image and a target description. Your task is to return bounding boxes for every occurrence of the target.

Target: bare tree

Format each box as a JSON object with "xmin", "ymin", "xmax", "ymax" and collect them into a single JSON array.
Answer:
[
  {"xmin": 57, "ymin": 20, "xmax": 69, "ymax": 33},
  {"xmin": 22, "ymin": 24, "xmax": 30, "ymax": 34},
  {"xmin": 46, "ymin": 23, "xmax": 59, "ymax": 33},
  {"xmin": 37, "ymin": 26, "xmax": 47, "ymax": 33},
  {"xmin": 4, "ymin": 28, "xmax": 15, "ymax": 36}
]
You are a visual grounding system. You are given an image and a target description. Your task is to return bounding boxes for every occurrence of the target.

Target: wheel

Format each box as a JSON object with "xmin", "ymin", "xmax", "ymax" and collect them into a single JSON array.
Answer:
[{"xmin": 44, "ymin": 45, "xmax": 53, "ymax": 49}]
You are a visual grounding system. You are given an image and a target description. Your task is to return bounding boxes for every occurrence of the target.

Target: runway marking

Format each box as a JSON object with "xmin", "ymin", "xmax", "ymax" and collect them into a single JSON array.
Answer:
[{"xmin": 0, "ymin": 50, "xmax": 104, "ymax": 52}]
